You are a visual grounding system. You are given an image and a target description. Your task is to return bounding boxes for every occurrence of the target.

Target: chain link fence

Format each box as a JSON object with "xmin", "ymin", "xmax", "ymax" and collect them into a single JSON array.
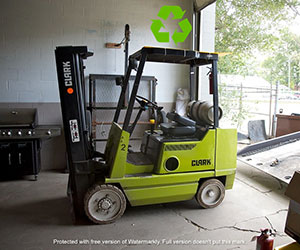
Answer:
[{"xmin": 219, "ymin": 81, "xmax": 300, "ymax": 137}]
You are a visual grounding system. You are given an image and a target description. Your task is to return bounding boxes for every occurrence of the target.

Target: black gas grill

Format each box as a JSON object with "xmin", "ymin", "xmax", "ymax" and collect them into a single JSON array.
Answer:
[{"xmin": 0, "ymin": 108, "xmax": 61, "ymax": 180}]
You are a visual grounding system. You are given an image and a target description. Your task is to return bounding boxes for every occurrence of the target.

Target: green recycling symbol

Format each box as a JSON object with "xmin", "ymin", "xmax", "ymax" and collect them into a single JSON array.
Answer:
[{"xmin": 151, "ymin": 5, "xmax": 192, "ymax": 45}]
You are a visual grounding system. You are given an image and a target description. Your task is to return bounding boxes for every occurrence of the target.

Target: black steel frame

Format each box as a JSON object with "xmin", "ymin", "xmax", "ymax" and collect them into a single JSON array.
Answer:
[{"xmin": 114, "ymin": 47, "xmax": 220, "ymax": 132}]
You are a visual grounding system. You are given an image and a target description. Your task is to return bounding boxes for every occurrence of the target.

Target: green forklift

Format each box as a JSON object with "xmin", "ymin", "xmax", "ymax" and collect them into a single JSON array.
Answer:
[{"xmin": 55, "ymin": 46, "xmax": 237, "ymax": 224}]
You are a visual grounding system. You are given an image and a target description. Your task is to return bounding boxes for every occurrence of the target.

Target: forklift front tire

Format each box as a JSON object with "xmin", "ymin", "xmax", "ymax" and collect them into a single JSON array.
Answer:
[
  {"xmin": 84, "ymin": 184, "xmax": 126, "ymax": 224},
  {"xmin": 196, "ymin": 179, "xmax": 225, "ymax": 209}
]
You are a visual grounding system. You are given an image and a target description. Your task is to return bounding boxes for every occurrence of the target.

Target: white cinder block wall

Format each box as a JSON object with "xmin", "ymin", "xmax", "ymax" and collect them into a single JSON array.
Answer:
[
  {"xmin": 0, "ymin": 0, "xmax": 215, "ymax": 169},
  {"xmin": 0, "ymin": 0, "xmax": 195, "ymax": 103}
]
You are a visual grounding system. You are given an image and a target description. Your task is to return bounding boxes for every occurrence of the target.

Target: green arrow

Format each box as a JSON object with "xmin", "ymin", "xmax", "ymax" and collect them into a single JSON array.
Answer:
[
  {"xmin": 151, "ymin": 19, "xmax": 169, "ymax": 43},
  {"xmin": 157, "ymin": 5, "xmax": 186, "ymax": 20},
  {"xmin": 172, "ymin": 18, "xmax": 192, "ymax": 45}
]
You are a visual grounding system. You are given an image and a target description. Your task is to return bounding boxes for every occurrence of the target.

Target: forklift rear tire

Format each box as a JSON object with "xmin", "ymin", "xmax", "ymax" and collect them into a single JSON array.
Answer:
[
  {"xmin": 84, "ymin": 184, "xmax": 126, "ymax": 224},
  {"xmin": 196, "ymin": 179, "xmax": 225, "ymax": 209}
]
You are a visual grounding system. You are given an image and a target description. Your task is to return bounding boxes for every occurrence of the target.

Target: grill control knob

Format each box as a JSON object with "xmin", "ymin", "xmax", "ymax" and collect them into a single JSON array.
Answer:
[
  {"xmin": 27, "ymin": 131, "xmax": 32, "ymax": 136},
  {"xmin": 47, "ymin": 130, "xmax": 51, "ymax": 135},
  {"xmin": 7, "ymin": 131, "xmax": 12, "ymax": 136},
  {"xmin": 17, "ymin": 131, "xmax": 22, "ymax": 136}
]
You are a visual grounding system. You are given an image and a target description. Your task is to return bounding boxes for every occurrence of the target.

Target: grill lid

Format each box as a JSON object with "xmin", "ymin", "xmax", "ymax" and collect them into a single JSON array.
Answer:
[{"xmin": 0, "ymin": 108, "xmax": 38, "ymax": 128}]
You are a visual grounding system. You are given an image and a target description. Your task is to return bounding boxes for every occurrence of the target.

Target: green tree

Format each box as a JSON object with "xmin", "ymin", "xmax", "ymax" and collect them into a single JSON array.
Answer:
[
  {"xmin": 259, "ymin": 29, "xmax": 300, "ymax": 89},
  {"xmin": 215, "ymin": 0, "xmax": 300, "ymax": 129},
  {"xmin": 215, "ymin": 0, "xmax": 300, "ymax": 76}
]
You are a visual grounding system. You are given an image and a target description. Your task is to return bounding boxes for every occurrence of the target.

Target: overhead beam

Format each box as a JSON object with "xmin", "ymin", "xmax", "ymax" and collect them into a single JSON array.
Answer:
[{"xmin": 193, "ymin": 0, "xmax": 216, "ymax": 12}]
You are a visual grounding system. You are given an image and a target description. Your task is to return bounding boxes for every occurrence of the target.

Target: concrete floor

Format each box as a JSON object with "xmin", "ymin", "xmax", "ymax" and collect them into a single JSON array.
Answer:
[{"xmin": 0, "ymin": 161, "xmax": 295, "ymax": 250}]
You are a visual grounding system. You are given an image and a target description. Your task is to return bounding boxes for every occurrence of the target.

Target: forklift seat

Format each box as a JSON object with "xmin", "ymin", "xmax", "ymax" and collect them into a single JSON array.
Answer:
[
  {"xmin": 166, "ymin": 112, "xmax": 196, "ymax": 126},
  {"xmin": 160, "ymin": 112, "xmax": 196, "ymax": 136}
]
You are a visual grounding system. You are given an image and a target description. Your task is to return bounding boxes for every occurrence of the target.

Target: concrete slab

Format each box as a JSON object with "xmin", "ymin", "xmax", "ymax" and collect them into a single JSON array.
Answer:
[
  {"xmin": 0, "ymin": 161, "xmax": 295, "ymax": 250},
  {"xmin": 237, "ymin": 161, "xmax": 289, "ymax": 204}
]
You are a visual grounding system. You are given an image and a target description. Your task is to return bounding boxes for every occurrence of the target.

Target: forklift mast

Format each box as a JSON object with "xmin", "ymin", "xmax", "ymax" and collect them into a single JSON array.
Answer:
[
  {"xmin": 55, "ymin": 46, "xmax": 93, "ymax": 162},
  {"xmin": 55, "ymin": 46, "xmax": 96, "ymax": 217}
]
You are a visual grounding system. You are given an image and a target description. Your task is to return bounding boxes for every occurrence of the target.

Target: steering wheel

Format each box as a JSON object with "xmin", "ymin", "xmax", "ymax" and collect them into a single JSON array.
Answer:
[{"xmin": 135, "ymin": 95, "xmax": 159, "ymax": 110}]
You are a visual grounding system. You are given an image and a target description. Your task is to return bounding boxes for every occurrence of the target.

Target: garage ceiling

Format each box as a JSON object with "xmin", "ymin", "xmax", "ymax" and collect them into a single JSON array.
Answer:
[{"xmin": 194, "ymin": 0, "xmax": 216, "ymax": 12}]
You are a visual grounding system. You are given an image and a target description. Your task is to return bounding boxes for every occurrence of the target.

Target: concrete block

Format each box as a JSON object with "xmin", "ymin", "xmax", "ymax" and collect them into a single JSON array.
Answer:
[
  {"xmin": 39, "ymin": 50, "xmax": 56, "ymax": 69},
  {"xmin": 37, "ymin": 81, "xmax": 59, "ymax": 102},
  {"xmin": 18, "ymin": 90, "xmax": 42, "ymax": 102},
  {"xmin": 83, "ymin": 38, "xmax": 97, "ymax": 51},
  {"xmin": 0, "ymin": 69, "xmax": 18, "ymax": 81},
  {"xmin": 0, "ymin": 90, "xmax": 18, "ymax": 102},
  {"xmin": 73, "ymin": 0, "xmax": 95, "ymax": 9},
  {"xmin": 3, "ymin": 25, "xmax": 31, "ymax": 51},
  {"xmin": 0, "ymin": 56, "xmax": 17, "ymax": 69},
  {"xmin": 8, "ymin": 80, "xmax": 30, "ymax": 91},
  {"xmin": 63, "ymin": 1, "xmax": 84, "ymax": 19},
  {"xmin": 15, "ymin": 47, "xmax": 41, "ymax": 69},
  {"xmin": 0, "ymin": 80, "xmax": 8, "ymax": 91},
  {"xmin": 0, "ymin": 32, "xmax": 4, "ymax": 47},
  {"xmin": 18, "ymin": 69, "xmax": 41, "ymax": 81},
  {"xmin": 41, "ymin": 70, "xmax": 57, "ymax": 81},
  {"xmin": 48, "ymin": 1, "xmax": 64, "ymax": 17},
  {"xmin": 29, "ymin": 36, "xmax": 54, "ymax": 51}
]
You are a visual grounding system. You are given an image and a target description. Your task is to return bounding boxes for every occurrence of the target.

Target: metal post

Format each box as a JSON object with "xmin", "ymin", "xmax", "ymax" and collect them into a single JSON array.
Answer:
[
  {"xmin": 113, "ymin": 65, "xmax": 132, "ymax": 123},
  {"xmin": 190, "ymin": 65, "xmax": 196, "ymax": 101},
  {"xmin": 192, "ymin": 10, "xmax": 196, "ymax": 50},
  {"xmin": 238, "ymin": 81, "xmax": 243, "ymax": 129},
  {"xmin": 88, "ymin": 75, "xmax": 92, "ymax": 110},
  {"xmin": 192, "ymin": 9, "xmax": 200, "ymax": 51},
  {"xmin": 124, "ymin": 24, "xmax": 130, "ymax": 106},
  {"xmin": 152, "ymin": 78, "xmax": 157, "ymax": 102},
  {"xmin": 192, "ymin": 8, "xmax": 200, "ymax": 101},
  {"xmin": 212, "ymin": 60, "xmax": 219, "ymax": 128},
  {"xmin": 197, "ymin": 12, "xmax": 201, "ymax": 51},
  {"xmin": 123, "ymin": 52, "xmax": 147, "ymax": 132},
  {"xmin": 195, "ymin": 11, "xmax": 200, "ymax": 100},
  {"xmin": 89, "ymin": 75, "xmax": 96, "ymax": 144},
  {"xmin": 92, "ymin": 75, "xmax": 96, "ymax": 146},
  {"xmin": 272, "ymin": 81, "xmax": 279, "ymax": 137},
  {"xmin": 288, "ymin": 57, "xmax": 291, "ymax": 89},
  {"xmin": 268, "ymin": 82, "xmax": 273, "ymax": 136},
  {"xmin": 124, "ymin": 24, "xmax": 130, "ymax": 74}
]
